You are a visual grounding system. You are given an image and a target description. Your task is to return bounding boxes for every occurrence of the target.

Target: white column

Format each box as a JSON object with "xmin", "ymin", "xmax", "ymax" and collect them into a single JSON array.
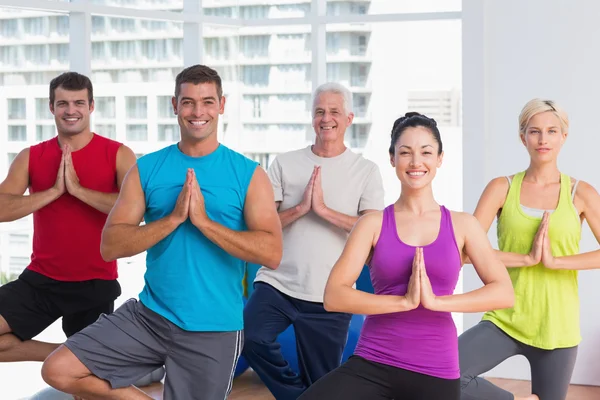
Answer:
[
  {"xmin": 311, "ymin": 0, "xmax": 326, "ymax": 89},
  {"xmin": 183, "ymin": 0, "xmax": 203, "ymax": 66},
  {"xmin": 69, "ymin": 0, "xmax": 92, "ymax": 76}
]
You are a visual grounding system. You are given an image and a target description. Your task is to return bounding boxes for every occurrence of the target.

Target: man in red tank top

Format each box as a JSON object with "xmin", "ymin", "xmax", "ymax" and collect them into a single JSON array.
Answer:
[{"xmin": 0, "ymin": 72, "xmax": 137, "ymax": 365}]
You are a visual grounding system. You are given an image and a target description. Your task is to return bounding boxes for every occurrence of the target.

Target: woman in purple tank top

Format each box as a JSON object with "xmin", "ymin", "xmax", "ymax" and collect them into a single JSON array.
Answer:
[{"xmin": 298, "ymin": 112, "xmax": 514, "ymax": 400}]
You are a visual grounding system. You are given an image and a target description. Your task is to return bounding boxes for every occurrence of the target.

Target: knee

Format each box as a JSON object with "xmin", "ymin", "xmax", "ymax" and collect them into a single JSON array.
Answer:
[
  {"xmin": 41, "ymin": 347, "xmax": 77, "ymax": 392},
  {"xmin": 460, "ymin": 371, "xmax": 475, "ymax": 390},
  {"xmin": 0, "ymin": 333, "xmax": 21, "ymax": 352}
]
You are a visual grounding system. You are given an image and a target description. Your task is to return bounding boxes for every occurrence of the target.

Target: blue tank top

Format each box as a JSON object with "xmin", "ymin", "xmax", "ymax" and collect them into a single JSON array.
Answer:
[
  {"xmin": 137, "ymin": 144, "xmax": 258, "ymax": 331},
  {"xmin": 354, "ymin": 205, "xmax": 462, "ymax": 379}
]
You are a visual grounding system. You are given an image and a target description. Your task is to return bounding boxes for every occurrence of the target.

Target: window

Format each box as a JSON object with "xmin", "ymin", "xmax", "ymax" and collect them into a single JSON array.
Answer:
[
  {"xmin": 407, "ymin": 90, "xmax": 461, "ymax": 126},
  {"xmin": 246, "ymin": 152, "xmax": 274, "ymax": 169},
  {"xmin": 126, "ymin": 124, "xmax": 147, "ymax": 141},
  {"xmin": 7, "ymin": 98, "xmax": 26, "ymax": 119},
  {"xmin": 95, "ymin": 124, "xmax": 116, "ymax": 139},
  {"xmin": 9, "ymin": 256, "xmax": 30, "ymax": 276},
  {"xmin": 158, "ymin": 124, "xmax": 179, "ymax": 141},
  {"xmin": 353, "ymin": 94, "xmax": 369, "ymax": 117},
  {"xmin": 157, "ymin": 96, "xmax": 174, "ymax": 118},
  {"xmin": 9, "ymin": 233, "xmax": 29, "ymax": 246},
  {"xmin": 36, "ymin": 125, "xmax": 55, "ymax": 141},
  {"xmin": 8, "ymin": 126, "xmax": 27, "ymax": 141},
  {"xmin": 349, "ymin": 124, "xmax": 369, "ymax": 148},
  {"xmin": 126, "ymin": 96, "xmax": 147, "ymax": 119},
  {"xmin": 35, "ymin": 98, "xmax": 52, "ymax": 119},
  {"xmin": 95, "ymin": 97, "xmax": 116, "ymax": 119}
]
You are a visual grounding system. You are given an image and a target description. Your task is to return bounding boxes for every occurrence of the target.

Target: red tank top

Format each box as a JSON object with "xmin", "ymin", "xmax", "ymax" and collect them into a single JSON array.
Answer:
[{"xmin": 27, "ymin": 134, "xmax": 121, "ymax": 281}]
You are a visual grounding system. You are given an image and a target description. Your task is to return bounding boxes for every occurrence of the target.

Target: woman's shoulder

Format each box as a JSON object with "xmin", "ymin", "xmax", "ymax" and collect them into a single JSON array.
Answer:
[{"xmin": 447, "ymin": 210, "xmax": 489, "ymax": 240}]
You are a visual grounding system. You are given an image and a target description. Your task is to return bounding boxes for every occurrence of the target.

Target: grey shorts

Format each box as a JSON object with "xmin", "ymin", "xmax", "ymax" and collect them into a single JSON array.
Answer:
[{"xmin": 64, "ymin": 299, "xmax": 243, "ymax": 400}]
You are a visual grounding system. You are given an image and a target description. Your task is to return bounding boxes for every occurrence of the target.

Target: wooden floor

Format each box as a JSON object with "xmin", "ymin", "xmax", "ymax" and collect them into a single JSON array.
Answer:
[{"xmin": 140, "ymin": 371, "xmax": 600, "ymax": 400}]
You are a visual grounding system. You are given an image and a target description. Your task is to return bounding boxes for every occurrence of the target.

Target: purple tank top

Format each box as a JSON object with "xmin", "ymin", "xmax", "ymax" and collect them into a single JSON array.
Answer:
[{"xmin": 354, "ymin": 204, "xmax": 462, "ymax": 379}]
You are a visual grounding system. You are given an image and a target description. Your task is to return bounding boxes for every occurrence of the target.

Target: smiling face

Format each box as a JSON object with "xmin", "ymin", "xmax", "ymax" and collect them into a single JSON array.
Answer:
[
  {"xmin": 312, "ymin": 91, "xmax": 354, "ymax": 144},
  {"xmin": 520, "ymin": 111, "xmax": 567, "ymax": 163},
  {"xmin": 172, "ymin": 82, "xmax": 225, "ymax": 143},
  {"xmin": 50, "ymin": 87, "xmax": 94, "ymax": 137},
  {"xmin": 390, "ymin": 126, "xmax": 443, "ymax": 190}
]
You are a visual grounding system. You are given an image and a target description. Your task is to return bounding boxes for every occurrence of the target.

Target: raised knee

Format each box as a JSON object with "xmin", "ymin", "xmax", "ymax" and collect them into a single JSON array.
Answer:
[
  {"xmin": 460, "ymin": 372, "xmax": 475, "ymax": 390},
  {"xmin": 42, "ymin": 349, "xmax": 76, "ymax": 392},
  {"xmin": 0, "ymin": 333, "xmax": 21, "ymax": 352}
]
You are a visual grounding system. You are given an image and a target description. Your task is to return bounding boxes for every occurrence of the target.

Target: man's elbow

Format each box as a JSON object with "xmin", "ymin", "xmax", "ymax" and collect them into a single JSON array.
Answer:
[
  {"xmin": 99, "ymin": 233, "xmax": 118, "ymax": 262},
  {"xmin": 262, "ymin": 248, "xmax": 282, "ymax": 270},
  {"xmin": 261, "ymin": 237, "xmax": 282, "ymax": 270}
]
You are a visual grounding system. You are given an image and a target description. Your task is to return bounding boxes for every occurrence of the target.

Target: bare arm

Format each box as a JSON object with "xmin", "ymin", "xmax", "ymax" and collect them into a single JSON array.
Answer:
[
  {"xmin": 100, "ymin": 165, "xmax": 188, "ymax": 261},
  {"xmin": 550, "ymin": 181, "xmax": 600, "ymax": 270},
  {"xmin": 277, "ymin": 202, "xmax": 308, "ymax": 228},
  {"xmin": 471, "ymin": 177, "xmax": 540, "ymax": 267},
  {"xmin": 324, "ymin": 212, "xmax": 417, "ymax": 315},
  {"xmin": 0, "ymin": 148, "xmax": 63, "ymax": 222},
  {"xmin": 68, "ymin": 145, "xmax": 137, "ymax": 214},
  {"xmin": 317, "ymin": 207, "xmax": 377, "ymax": 233},
  {"xmin": 192, "ymin": 167, "xmax": 283, "ymax": 269},
  {"xmin": 429, "ymin": 213, "xmax": 514, "ymax": 313}
]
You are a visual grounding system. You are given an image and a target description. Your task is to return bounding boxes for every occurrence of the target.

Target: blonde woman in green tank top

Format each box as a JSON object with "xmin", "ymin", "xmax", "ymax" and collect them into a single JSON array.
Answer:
[{"xmin": 459, "ymin": 99, "xmax": 600, "ymax": 400}]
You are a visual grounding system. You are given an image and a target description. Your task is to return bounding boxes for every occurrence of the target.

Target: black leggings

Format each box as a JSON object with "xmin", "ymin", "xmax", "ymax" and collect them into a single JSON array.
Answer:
[{"xmin": 298, "ymin": 355, "xmax": 460, "ymax": 400}]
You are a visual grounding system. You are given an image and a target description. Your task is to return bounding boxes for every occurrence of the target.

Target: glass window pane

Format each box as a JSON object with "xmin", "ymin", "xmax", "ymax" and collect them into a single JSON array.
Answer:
[
  {"xmin": 35, "ymin": 98, "xmax": 53, "ymax": 119},
  {"xmin": 8, "ymin": 125, "xmax": 27, "ymax": 141},
  {"xmin": 7, "ymin": 98, "xmax": 26, "ymax": 119},
  {"xmin": 95, "ymin": 124, "xmax": 116, "ymax": 139},
  {"xmin": 157, "ymin": 96, "xmax": 174, "ymax": 119},
  {"xmin": 9, "ymin": 256, "xmax": 29, "ymax": 276},
  {"xmin": 126, "ymin": 124, "xmax": 147, "ymax": 141},
  {"xmin": 158, "ymin": 124, "xmax": 179, "ymax": 142},
  {"xmin": 91, "ymin": 15, "xmax": 183, "ymax": 83},
  {"xmin": 9, "ymin": 233, "xmax": 29, "ymax": 246},
  {"xmin": 126, "ymin": 96, "xmax": 147, "ymax": 119},
  {"xmin": 95, "ymin": 97, "xmax": 116, "ymax": 119},
  {"xmin": 36, "ymin": 125, "xmax": 55, "ymax": 141},
  {"xmin": 326, "ymin": 0, "xmax": 460, "ymax": 16},
  {"xmin": 0, "ymin": 9, "xmax": 69, "ymax": 86}
]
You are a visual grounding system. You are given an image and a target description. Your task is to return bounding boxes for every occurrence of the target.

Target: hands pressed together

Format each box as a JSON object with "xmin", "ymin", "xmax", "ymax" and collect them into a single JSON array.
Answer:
[
  {"xmin": 298, "ymin": 166, "xmax": 328, "ymax": 216},
  {"xmin": 170, "ymin": 168, "xmax": 209, "ymax": 227},
  {"xmin": 53, "ymin": 144, "xmax": 83, "ymax": 198},
  {"xmin": 527, "ymin": 211, "xmax": 559, "ymax": 269},
  {"xmin": 404, "ymin": 247, "xmax": 438, "ymax": 311}
]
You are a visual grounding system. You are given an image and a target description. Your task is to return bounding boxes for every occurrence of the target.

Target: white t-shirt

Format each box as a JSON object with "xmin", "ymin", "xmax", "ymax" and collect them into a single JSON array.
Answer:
[{"xmin": 255, "ymin": 145, "xmax": 384, "ymax": 302}]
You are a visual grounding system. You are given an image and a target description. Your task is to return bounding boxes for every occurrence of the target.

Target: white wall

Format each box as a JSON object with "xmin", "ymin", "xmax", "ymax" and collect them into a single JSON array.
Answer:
[{"xmin": 462, "ymin": 0, "xmax": 600, "ymax": 386}]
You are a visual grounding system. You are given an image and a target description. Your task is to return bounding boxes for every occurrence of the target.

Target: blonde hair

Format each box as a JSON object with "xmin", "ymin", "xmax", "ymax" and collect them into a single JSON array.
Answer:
[{"xmin": 518, "ymin": 98, "xmax": 569, "ymax": 135}]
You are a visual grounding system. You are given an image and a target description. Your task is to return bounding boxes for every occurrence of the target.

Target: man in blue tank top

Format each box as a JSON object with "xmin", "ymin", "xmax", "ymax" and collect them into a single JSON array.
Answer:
[{"xmin": 41, "ymin": 65, "xmax": 284, "ymax": 400}]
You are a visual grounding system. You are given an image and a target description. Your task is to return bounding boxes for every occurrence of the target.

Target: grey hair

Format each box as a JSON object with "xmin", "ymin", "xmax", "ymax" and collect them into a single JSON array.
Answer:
[{"xmin": 312, "ymin": 82, "xmax": 353, "ymax": 116}]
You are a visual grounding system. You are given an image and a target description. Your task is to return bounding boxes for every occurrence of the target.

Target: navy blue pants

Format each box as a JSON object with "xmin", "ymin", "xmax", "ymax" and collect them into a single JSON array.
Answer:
[{"xmin": 242, "ymin": 282, "xmax": 352, "ymax": 400}]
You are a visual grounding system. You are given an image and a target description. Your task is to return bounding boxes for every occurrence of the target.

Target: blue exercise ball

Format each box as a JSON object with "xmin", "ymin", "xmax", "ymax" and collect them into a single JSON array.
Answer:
[
  {"xmin": 235, "ymin": 264, "xmax": 371, "ymax": 378},
  {"xmin": 356, "ymin": 264, "xmax": 374, "ymax": 294}
]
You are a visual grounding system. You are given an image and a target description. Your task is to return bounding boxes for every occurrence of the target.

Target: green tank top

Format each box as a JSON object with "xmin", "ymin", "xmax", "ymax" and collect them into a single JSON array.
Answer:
[{"xmin": 482, "ymin": 171, "xmax": 581, "ymax": 349}]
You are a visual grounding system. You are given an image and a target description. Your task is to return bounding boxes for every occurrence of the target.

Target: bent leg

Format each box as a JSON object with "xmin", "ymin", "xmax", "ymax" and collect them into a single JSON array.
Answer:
[
  {"xmin": 42, "ymin": 345, "xmax": 152, "ymax": 400},
  {"xmin": 242, "ymin": 282, "xmax": 302, "ymax": 400},
  {"xmin": 528, "ymin": 345, "xmax": 578, "ymax": 400},
  {"xmin": 293, "ymin": 302, "xmax": 351, "ymax": 386},
  {"xmin": 298, "ymin": 356, "xmax": 393, "ymax": 400},
  {"xmin": 459, "ymin": 321, "xmax": 522, "ymax": 400},
  {"xmin": 42, "ymin": 299, "xmax": 166, "ymax": 398},
  {"xmin": 0, "ymin": 276, "xmax": 62, "ymax": 362},
  {"xmin": 163, "ymin": 329, "xmax": 243, "ymax": 400}
]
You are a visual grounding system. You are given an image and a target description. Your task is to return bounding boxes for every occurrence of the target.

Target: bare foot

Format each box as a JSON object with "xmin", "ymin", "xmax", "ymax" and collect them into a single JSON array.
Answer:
[{"xmin": 515, "ymin": 395, "xmax": 539, "ymax": 400}]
